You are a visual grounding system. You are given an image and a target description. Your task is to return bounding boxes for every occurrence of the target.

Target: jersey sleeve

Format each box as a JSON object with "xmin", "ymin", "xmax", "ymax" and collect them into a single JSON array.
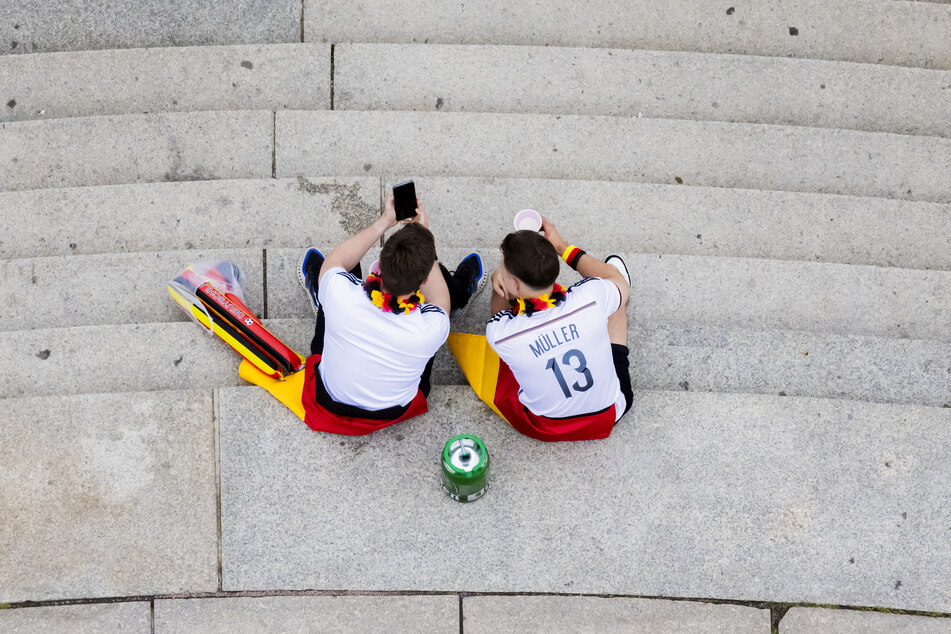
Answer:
[
  {"xmin": 419, "ymin": 304, "xmax": 451, "ymax": 353},
  {"xmin": 317, "ymin": 266, "xmax": 363, "ymax": 309},
  {"xmin": 571, "ymin": 277, "xmax": 622, "ymax": 319}
]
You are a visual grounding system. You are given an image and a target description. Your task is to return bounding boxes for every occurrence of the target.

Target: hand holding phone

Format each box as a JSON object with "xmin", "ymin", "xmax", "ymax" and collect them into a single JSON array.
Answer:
[{"xmin": 393, "ymin": 180, "xmax": 418, "ymax": 221}]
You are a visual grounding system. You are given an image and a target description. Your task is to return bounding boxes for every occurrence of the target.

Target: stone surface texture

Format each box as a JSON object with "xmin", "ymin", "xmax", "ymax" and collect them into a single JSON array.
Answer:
[
  {"xmin": 0, "ymin": 249, "xmax": 264, "ymax": 331},
  {"xmin": 6, "ymin": 314, "xmax": 948, "ymax": 409},
  {"xmin": 0, "ymin": 390, "xmax": 217, "ymax": 602},
  {"xmin": 0, "ymin": 177, "xmax": 379, "ymax": 260},
  {"xmin": 782, "ymin": 608, "xmax": 951, "ymax": 633},
  {"xmin": 154, "ymin": 596, "xmax": 458, "ymax": 633},
  {"xmin": 306, "ymin": 0, "xmax": 951, "ymax": 69},
  {"xmin": 430, "ymin": 318, "xmax": 951, "ymax": 410},
  {"xmin": 463, "ymin": 596, "xmax": 769, "ymax": 633},
  {"xmin": 380, "ymin": 176, "xmax": 951, "ymax": 270},
  {"xmin": 0, "ymin": 0, "xmax": 299, "ymax": 55},
  {"xmin": 0, "ymin": 111, "xmax": 272, "ymax": 191},
  {"xmin": 2, "ymin": 0, "xmax": 950, "ymax": 622},
  {"xmin": 0, "ymin": 323, "xmax": 245, "ymax": 398},
  {"xmin": 276, "ymin": 111, "xmax": 951, "ymax": 203},
  {"xmin": 0, "ymin": 603, "xmax": 150, "ymax": 633},
  {"xmin": 218, "ymin": 385, "xmax": 951, "ymax": 611},
  {"xmin": 0, "ymin": 44, "xmax": 330, "ymax": 122},
  {"xmin": 622, "ymin": 253, "xmax": 951, "ymax": 342},
  {"xmin": 0, "ymin": 319, "xmax": 313, "ymax": 399},
  {"xmin": 336, "ymin": 44, "xmax": 951, "ymax": 137},
  {"xmin": 267, "ymin": 247, "xmax": 951, "ymax": 343},
  {"xmin": 627, "ymin": 324, "xmax": 951, "ymax": 409},
  {"xmin": 264, "ymin": 248, "xmax": 381, "ymax": 321}
]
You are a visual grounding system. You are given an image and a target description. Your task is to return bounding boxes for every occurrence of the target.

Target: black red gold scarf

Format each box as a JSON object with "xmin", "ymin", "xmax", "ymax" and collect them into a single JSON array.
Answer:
[
  {"xmin": 510, "ymin": 284, "xmax": 568, "ymax": 316},
  {"xmin": 363, "ymin": 273, "xmax": 424, "ymax": 314}
]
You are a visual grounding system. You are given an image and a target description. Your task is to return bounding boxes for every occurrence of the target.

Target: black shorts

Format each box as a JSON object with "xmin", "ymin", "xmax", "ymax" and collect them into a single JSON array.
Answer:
[{"xmin": 612, "ymin": 344, "xmax": 634, "ymax": 420}]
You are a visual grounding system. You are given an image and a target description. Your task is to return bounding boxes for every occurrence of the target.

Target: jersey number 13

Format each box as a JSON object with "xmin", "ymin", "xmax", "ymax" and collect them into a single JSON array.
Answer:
[{"xmin": 544, "ymin": 349, "xmax": 594, "ymax": 398}]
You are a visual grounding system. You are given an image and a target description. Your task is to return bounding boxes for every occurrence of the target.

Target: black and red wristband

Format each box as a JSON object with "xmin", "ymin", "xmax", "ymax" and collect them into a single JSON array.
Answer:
[{"xmin": 561, "ymin": 245, "xmax": 586, "ymax": 270}]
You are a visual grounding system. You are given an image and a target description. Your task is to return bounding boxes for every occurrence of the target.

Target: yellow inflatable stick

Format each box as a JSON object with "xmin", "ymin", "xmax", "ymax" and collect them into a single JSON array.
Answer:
[
  {"xmin": 447, "ymin": 332, "xmax": 505, "ymax": 420},
  {"xmin": 239, "ymin": 359, "xmax": 307, "ymax": 421},
  {"xmin": 168, "ymin": 282, "xmax": 286, "ymax": 378}
]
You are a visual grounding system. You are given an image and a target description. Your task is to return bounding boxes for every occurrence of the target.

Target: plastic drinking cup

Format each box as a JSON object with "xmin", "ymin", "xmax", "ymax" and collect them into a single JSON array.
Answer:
[{"xmin": 513, "ymin": 209, "xmax": 542, "ymax": 232}]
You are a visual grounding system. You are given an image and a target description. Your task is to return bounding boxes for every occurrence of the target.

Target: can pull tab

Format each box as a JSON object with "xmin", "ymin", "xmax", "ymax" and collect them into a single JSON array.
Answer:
[{"xmin": 457, "ymin": 427, "xmax": 471, "ymax": 462}]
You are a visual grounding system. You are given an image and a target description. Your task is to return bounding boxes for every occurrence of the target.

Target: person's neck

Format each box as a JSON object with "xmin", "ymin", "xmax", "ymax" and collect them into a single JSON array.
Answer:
[
  {"xmin": 381, "ymin": 285, "xmax": 415, "ymax": 301},
  {"xmin": 520, "ymin": 284, "xmax": 555, "ymax": 299}
]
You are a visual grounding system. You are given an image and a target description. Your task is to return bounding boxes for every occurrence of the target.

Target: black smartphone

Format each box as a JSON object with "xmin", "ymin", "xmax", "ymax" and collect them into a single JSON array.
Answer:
[{"xmin": 393, "ymin": 180, "xmax": 418, "ymax": 221}]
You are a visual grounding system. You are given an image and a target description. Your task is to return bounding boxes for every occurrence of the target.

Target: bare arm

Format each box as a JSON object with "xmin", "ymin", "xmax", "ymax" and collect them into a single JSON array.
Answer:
[
  {"xmin": 419, "ymin": 260, "xmax": 451, "ymax": 313},
  {"xmin": 540, "ymin": 216, "xmax": 630, "ymax": 306},
  {"xmin": 320, "ymin": 196, "xmax": 398, "ymax": 282}
]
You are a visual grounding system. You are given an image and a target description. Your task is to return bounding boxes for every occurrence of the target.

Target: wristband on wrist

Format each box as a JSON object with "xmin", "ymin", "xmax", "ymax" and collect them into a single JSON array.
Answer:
[{"xmin": 561, "ymin": 245, "xmax": 586, "ymax": 270}]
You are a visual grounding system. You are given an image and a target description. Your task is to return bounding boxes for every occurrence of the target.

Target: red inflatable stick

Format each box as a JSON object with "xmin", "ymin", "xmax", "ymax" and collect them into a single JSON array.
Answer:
[{"xmin": 195, "ymin": 282, "xmax": 304, "ymax": 376}]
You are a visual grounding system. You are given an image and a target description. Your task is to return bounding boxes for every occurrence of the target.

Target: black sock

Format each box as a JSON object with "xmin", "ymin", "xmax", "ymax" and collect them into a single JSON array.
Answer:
[{"xmin": 440, "ymin": 263, "xmax": 470, "ymax": 311}]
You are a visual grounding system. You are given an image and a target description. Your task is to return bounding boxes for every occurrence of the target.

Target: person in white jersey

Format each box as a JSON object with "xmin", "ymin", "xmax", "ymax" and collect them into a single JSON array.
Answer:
[
  {"xmin": 295, "ymin": 195, "xmax": 485, "ymax": 435},
  {"xmin": 485, "ymin": 217, "xmax": 632, "ymax": 441}
]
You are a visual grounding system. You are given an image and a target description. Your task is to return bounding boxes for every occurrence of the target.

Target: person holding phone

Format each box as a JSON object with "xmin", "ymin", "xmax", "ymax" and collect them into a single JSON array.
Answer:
[
  {"xmin": 294, "ymin": 193, "xmax": 485, "ymax": 435},
  {"xmin": 485, "ymin": 217, "xmax": 633, "ymax": 441}
]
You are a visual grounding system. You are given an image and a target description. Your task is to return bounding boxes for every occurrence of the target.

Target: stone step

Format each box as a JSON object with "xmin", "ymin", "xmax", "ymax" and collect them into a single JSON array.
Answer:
[
  {"xmin": 152, "ymin": 595, "xmax": 771, "ymax": 633},
  {"xmin": 4, "ymin": 247, "xmax": 945, "ymax": 377},
  {"xmin": 336, "ymin": 44, "xmax": 951, "ymax": 138},
  {"xmin": 0, "ymin": 603, "xmax": 150, "ymax": 632},
  {"xmin": 781, "ymin": 608, "xmax": 951, "ymax": 633},
  {"xmin": 276, "ymin": 111, "xmax": 951, "ymax": 203},
  {"xmin": 218, "ymin": 384, "xmax": 951, "ymax": 611},
  {"xmin": 0, "ymin": 389, "xmax": 217, "ymax": 603},
  {"xmin": 0, "ymin": 248, "xmax": 265, "ymax": 332},
  {"xmin": 267, "ymin": 247, "xmax": 951, "ymax": 343},
  {"xmin": 383, "ymin": 177, "xmax": 951, "ymax": 271},
  {"xmin": 154, "ymin": 596, "xmax": 457, "ymax": 633},
  {"xmin": 431, "ymin": 322, "xmax": 951, "ymax": 409},
  {"xmin": 0, "ymin": 44, "xmax": 330, "ymax": 123},
  {"xmin": 307, "ymin": 0, "xmax": 951, "ymax": 70},
  {"xmin": 0, "ymin": 177, "xmax": 379, "ymax": 260},
  {"xmin": 0, "ymin": 111, "xmax": 272, "ymax": 192},
  {"xmin": 0, "ymin": 0, "xmax": 298, "ymax": 56},
  {"xmin": 463, "ymin": 596, "xmax": 769, "ymax": 633},
  {"xmin": 6, "ymin": 318, "xmax": 948, "ymax": 409},
  {"xmin": 0, "ymin": 322, "xmax": 246, "ymax": 399},
  {"xmin": 3, "ymin": 177, "xmax": 948, "ymax": 271}
]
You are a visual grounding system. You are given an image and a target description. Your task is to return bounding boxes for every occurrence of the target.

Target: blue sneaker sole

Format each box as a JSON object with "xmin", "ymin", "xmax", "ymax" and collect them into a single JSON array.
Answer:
[
  {"xmin": 451, "ymin": 252, "xmax": 487, "ymax": 317},
  {"xmin": 297, "ymin": 248, "xmax": 325, "ymax": 316}
]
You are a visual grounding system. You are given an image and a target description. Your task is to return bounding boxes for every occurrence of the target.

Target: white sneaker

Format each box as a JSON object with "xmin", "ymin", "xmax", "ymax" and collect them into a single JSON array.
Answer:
[{"xmin": 604, "ymin": 255, "xmax": 631, "ymax": 286}]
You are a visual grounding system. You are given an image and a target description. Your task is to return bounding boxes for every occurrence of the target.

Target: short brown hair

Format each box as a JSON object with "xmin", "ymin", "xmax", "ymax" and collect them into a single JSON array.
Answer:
[
  {"xmin": 500, "ymin": 230, "xmax": 560, "ymax": 289},
  {"xmin": 380, "ymin": 223, "xmax": 437, "ymax": 296}
]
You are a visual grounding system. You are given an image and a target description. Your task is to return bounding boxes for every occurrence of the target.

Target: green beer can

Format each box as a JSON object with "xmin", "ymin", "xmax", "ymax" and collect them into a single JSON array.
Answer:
[{"xmin": 440, "ymin": 434, "xmax": 490, "ymax": 503}]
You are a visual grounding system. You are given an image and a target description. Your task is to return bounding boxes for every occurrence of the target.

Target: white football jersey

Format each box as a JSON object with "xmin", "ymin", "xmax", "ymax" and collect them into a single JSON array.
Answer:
[
  {"xmin": 318, "ymin": 267, "xmax": 449, "ymax": 410},
  {"xmin": 486, "ymin": 277, "xmax": 625, "ymax": 421}
]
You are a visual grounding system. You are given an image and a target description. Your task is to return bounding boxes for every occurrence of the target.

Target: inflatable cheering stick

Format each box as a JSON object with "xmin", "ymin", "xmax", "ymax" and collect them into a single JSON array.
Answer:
[{"xmin": 167, "ymin": 261, "xmax": 305, "ymax": 380}]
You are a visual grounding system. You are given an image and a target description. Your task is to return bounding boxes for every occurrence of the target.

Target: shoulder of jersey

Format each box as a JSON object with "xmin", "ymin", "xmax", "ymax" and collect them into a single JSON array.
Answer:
[
  {"xmin": 335, "ymin": 270, "xmax": 363, "ymax": 286},
  {"xmin": 420, "ymin": 305, "xmax": 447, "ymax": 316},
  {"xmin": 569, "ymin": 277, "xmax": 599, "ymax": 290},
  {"xmin": 487, "ymin": 309, "xmax": 516, "ymax": 325}
]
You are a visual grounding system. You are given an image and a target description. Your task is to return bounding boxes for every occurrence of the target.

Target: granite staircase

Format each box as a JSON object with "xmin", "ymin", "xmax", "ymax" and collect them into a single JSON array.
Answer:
[{"xmin": 1, "ymin": 1, "xmax": 950, "ymax": 632}]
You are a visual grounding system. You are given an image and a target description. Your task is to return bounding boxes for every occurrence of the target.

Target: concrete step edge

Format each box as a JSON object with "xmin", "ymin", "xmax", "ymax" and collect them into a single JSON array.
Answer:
[
  {"xmin": 0, "ymin": 43, "xmax": 331, "ymax": 123},
  {"xmin": 1, "ymin": 176, "xmax": 948, "ymax": 271},
  {"xmin": 3, "ymin": 381, "xmax": 948, "ymax": 415},
  {"xmin": 1, "ymin": 110, "xmax": 275, "ymax": 192},
  {"xmin": 275, "ymin": 110, "xmax": 951, "ymax": 204},
  {"xmin": 3, "ymin": 319, "xmax": 949, "ymax": 408},
  {"xmin": 335, "ymin": 43, "xmax": 951, "ymax": 138},
  {"xmin": 305, "ymin": 0, "xmax": 951, "ymax": 71}
]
